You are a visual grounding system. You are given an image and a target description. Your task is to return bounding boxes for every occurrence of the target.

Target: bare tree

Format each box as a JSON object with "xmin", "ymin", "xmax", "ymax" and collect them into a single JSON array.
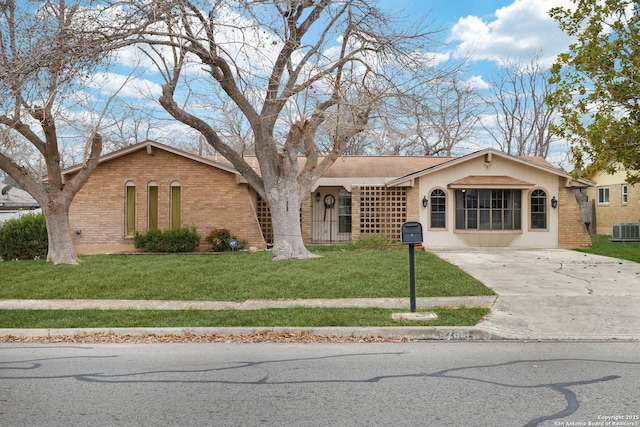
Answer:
[
  {"xmin": 0, "ymin": 1, "xmax": 144, "ymax": 264},
  {"xmin": 0, "ymin": 131, "xmax": 41, "ymax": 180},
  {"xmin": 332, "ymin": 73, "xmax": 480, "ymax": 157},
  {"xmin": 117, "ymin": 0, "xmax": 448, "ymax": 260},
  {"xmin": 482, "ymin": 52, "xmax": 556, "ymax": 157},
  {"xmin": 388, "ymin": 74, "xmax": 481, "ymax": 156}
]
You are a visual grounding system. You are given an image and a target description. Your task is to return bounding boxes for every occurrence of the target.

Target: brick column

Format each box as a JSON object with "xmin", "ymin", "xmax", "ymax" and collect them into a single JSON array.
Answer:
[
  {"xmin": 301, "ymin": 192, "xmax": 312, "ymax": 244},
  {"xmin": 405, "ymin": 181, "xmax": 420, "ymax": 222},
  {"xmin": 351, "ymin": 186, "xmax": 361, "ymax": 241},
  {"xmin": 557, "ymin": 183, "xmax": 592, "ymax": 248}
]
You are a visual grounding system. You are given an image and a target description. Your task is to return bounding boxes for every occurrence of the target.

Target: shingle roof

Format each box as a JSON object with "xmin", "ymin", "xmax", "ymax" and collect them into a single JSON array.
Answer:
[
  {"xmin": 448, "ymin": 175, "xmax": 535, "ymax": 188},
  {"xmin": 315, "ymin": 156, "xmax": 452, "ymax": 178},
  {"xmin": 0, "ymin": 181, "xmax": 39, "ymax": 210}
]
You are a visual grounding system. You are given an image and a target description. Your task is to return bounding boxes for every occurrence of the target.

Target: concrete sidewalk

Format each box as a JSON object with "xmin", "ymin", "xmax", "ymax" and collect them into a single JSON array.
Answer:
[
  {"xmin": 0, "ymin": 296, "xmax": 495, "ymax": 311},
  {"xmin": 1, "ymin": 249, "xmax": 639, "ymax": 340},
  {"xmin": 0, "ymin": 296, "xmax": 498, "ymax": 340}
]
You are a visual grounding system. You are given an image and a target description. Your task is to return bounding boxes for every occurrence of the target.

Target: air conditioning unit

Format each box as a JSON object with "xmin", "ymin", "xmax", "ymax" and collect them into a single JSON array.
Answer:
[{"xmin": 611, "ymin": 223, "xmax": 640, "ymax": 241}]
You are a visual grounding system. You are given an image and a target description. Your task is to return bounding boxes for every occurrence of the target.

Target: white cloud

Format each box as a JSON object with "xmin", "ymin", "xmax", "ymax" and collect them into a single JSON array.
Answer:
[
  {"xmin": 449, "ymin": 0, "xmax": 575, "ymax": 67},
  {"xmin": 83, "ymin": 72, "xmax": 163, "ymax": 100},
  {"xmin": 465, "ymin": 75, "xmax": 490, "ymax": 90}
]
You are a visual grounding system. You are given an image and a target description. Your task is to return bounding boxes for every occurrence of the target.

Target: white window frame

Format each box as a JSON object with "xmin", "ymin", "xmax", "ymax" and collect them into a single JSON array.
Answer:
[
  {"xmin": 622, "ymin": 184, "xmax": 628, "ymax": 205},
  {"xmin": 597, "ymin": 187, "xmax": 610, "ymax": 204}
]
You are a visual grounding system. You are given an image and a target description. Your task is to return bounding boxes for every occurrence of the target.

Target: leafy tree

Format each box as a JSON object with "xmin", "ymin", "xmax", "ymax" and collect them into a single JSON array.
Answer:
[
  {"xmin": 114, "ymin": 0, "xmax": 450, "ymax": 260},
  {"xmin": 548, "ymin": 0, "xmax": 640, "ymax": 183}
]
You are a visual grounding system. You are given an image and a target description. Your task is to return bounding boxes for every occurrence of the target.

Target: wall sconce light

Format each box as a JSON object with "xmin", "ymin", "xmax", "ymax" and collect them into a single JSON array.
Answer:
[
  {"xmin": 551, "ymin": 196, "xmax": 558, "ymax": 209},
  {"xmin": 422, "ymin": 196, "xmax": 429, "ymax": 208},
  {"xmin": 315, "ymin": 192, "xmax": 321, "ymax": 203}
]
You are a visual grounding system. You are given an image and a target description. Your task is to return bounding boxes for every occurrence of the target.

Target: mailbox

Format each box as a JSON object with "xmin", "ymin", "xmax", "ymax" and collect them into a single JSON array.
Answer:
[{"xmin": 401, "ymin": 221, "xmax": 423, "ymax": 244}]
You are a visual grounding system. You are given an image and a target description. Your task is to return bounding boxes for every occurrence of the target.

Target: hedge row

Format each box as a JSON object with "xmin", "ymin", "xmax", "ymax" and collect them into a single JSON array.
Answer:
[
  {"xmin": 0, "ymin": 213, "xmax": 48, "ymax": 260},
  {"xmin": 133, "ymin": 227, "xmax": 201, "ymax": 253}
]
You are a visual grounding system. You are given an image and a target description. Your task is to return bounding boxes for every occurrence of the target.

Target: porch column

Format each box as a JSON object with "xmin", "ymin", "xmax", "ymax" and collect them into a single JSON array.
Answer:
[
  {"xmin": 301, "ymin": 192, "xmax": 312, "ymax": 244},
  {"xmin": 351, "ymin": 186, "xmax": 361, "ymax": 241}
]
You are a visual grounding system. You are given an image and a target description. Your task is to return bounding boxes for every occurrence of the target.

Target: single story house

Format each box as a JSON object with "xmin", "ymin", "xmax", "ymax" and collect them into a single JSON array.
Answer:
[
  {"xmin": 63, "ymin": 140, "xmax": 594, "ymax": 254},
  {"xmin": 0, "ymin": 181, "xmax": 40, "ymax": 224},
  {"xmin": 587, "ymin": 168, "xmax": 639, "ymax": 236}
]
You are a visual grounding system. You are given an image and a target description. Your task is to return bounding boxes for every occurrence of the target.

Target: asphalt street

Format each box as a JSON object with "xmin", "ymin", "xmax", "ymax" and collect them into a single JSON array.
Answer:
[{"xmin": 1, "ymin": 341, "xmax": 639, "ymax": 426}]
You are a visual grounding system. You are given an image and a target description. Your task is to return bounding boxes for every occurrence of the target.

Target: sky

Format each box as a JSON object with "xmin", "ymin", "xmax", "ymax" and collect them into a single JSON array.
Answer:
[
  {"xmin": 381, "ymin": 0, "xmax": 574, "ymax": 83},
  {"xmin": 373, "ymin": 0, "xmax": 577, "ymax": 165},
  {"xmin": 77, "ymin": 0, "xmax": 580, "ymax": 167}
]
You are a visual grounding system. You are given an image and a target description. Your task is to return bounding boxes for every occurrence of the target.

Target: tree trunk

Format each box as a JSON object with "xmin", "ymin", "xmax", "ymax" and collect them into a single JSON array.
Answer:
[
  {"xmin": 43, "ymin": 203, "xmax": 80, "ymax": 265},
  {"xmin": 266, "ymin": 186, "xmax": 318, "ymax": 261}
]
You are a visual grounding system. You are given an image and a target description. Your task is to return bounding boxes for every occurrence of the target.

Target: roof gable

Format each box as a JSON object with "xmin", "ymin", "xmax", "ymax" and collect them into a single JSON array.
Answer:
[
  {"xmin": 62, "ymin": 140, "xmax": 240, "ymax": 177},
  {"xmin": 386, "ymin": 148, "xmax": 594, "ymax": 188}
]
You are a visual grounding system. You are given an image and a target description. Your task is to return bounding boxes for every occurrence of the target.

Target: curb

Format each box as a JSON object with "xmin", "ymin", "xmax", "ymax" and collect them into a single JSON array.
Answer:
[{"xmin": 0, "ymin": 326, "xmax": 504, "ymax": 340}]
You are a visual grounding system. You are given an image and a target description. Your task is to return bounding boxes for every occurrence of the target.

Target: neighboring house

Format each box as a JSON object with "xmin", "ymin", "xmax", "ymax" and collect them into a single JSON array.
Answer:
[
  {"xmin": 0, "ymin": 181, "xmax": 40, "ymax": 224},
  {"xmin": 587, "ymin": 169, "xmax": 640, "ymax": 235},
  {"xmin": 64, "ymin": 140, "xmax": 594, "ymax": 254}
]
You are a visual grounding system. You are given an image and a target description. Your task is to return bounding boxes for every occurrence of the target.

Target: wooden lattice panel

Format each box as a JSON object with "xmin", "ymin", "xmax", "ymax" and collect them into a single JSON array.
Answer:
[
  {"xmin": 359, "ymin": 186, "xmax": 407, "ymax": 241},
  {"xmin": 256, "ymin": 196, "xmax": 273, "ymax": 244},
  {"xmin": 255, "ymin": 196, "xmax": 302, "ymax": 245}
]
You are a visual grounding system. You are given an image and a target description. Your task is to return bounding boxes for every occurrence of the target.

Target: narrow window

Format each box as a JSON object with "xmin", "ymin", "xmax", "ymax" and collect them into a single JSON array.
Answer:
[
  {"xmin": 125, "ymin": 181, "xmax": 136, "ymax": 237},
  {"xmin": 622, "ymin": 184, "xmax": 628, "ymax": 204},
  {"xmin": 170, "ymin": 181, "xmax": 181, "ymax": 229},
  {"xmin": 598, "ymin": 187, "xmax": 609, "ymax": 204},
  {"xmin": 430, "ymin": 189, "xmax": 446, "ymax": 228},
  {"xmin": 148, "ymin": 182, "xmax": 158, "ymax": 230},
  {"xmin": 338, "ymin": 189, "xmax": 352, "ymax": 233},
  {"xmin": 530, "ymin": 189, "xmax": 547, "ymax": 229}
]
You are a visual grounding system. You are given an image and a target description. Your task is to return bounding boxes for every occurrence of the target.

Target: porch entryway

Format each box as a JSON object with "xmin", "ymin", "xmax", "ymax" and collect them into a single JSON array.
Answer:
[{"xmin": 311, "ymin": 188, "xmax": 352, "ymax": 243}]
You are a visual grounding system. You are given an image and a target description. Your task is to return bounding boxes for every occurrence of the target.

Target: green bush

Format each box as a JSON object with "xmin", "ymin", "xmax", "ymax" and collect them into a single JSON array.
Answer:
[
  {"xmin": 205, "ymin": 228, "xmax": 246, "ymax": 252},
  {"xmin": 134, "ymin": 227, "xmax": 200, "ymax": 252},
  {"xmin": 0, "ymin": 213, "xmax": 48, "ymax": 260}
]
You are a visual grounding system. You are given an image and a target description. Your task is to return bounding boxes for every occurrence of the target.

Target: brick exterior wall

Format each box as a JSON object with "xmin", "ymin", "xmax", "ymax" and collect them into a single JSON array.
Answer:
[
  {"xmin": 405, "ymin": 181, "xmax": 420, "ymax": 222},
  {"xmin": 68, "ymin": 147, "xmax": 266, "ymax": 254},
  {"xmin": 587, "ymin": 181, "xmax": 640, "ymax": 235},
  {"xmin": 557, "ymin": 182, "xmax": 592, "ymax": 248}
]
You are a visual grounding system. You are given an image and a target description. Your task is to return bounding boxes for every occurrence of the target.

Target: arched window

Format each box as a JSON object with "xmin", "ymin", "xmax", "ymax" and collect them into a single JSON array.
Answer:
[
  {"xmin": 430, "ymin": 189, "xmax": 446, "ymax": 228},
  {"xmin": 125, "ymin": 181, "xmax": 136, "ymax": 237},
  {"xmin": 148, "ymin": 181, "xmax": 158, "ymax": 231},
  {"xmin": 170, "ymin": 181, "xmax": 181, "ymax": 229},
  {"xmin": 530, "ymin": 189, "xmax": 547, "ymax": 229}
]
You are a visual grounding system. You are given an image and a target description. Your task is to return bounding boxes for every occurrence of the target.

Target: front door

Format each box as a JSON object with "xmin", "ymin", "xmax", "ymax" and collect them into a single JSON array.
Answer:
[{"xmin": 311, "ymin": 188, "xmax": 351, "ymax": 243}]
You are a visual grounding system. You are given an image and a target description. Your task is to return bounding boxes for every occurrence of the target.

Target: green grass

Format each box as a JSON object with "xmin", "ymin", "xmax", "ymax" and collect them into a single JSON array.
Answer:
[
  {"xmin": 577, "ymin": 234, "xmax": 640, "ymax": 263},
  {"xmin": 0, "ymin": 248, "xmax": 494, "ymax": 300},
  {"xmin": 0, "ymin": 246, "xmax": 494, "ymax": 328},
  {"xmin": 0, "ymin": 307, "xmax": 489, "ymax": 328}
]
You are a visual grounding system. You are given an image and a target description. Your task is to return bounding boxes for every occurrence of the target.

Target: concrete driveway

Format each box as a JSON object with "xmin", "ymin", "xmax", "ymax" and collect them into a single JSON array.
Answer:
[{"xmin": 430, "ymin": 248, "xmax": 640, "ymax": 340}]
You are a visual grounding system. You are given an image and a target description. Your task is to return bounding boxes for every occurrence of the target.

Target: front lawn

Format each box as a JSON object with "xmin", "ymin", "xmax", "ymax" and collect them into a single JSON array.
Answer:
[
  {"xmin": 577, "ymin": 234, "xmax": 640, "ymax": 263},
  {"xmin": 0, "ymin": 248, "xmax": 494, "ymax": 300}
]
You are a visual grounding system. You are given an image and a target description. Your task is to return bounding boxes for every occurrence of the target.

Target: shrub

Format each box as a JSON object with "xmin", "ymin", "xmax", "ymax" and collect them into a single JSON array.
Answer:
[
  {"xmin": 134, "ymin": 227, "xmax": 200, "ymax": 253},
  {"xmin": 0, "ymin": 213, "xmax": 48, "ymax": 260},
  {"xmin": 205, "ymin": 228, "xmax": 246, "ymax": 252}
]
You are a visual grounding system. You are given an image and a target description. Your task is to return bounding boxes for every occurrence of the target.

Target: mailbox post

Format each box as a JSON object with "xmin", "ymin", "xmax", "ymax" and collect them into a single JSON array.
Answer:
[{"xmin": 401, "ymin": 221, "xmax": 423, "ymax": 313}]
